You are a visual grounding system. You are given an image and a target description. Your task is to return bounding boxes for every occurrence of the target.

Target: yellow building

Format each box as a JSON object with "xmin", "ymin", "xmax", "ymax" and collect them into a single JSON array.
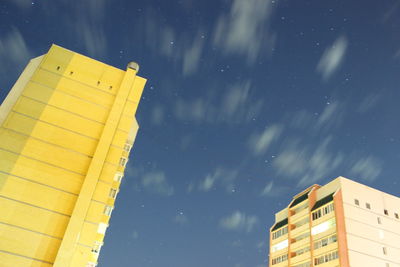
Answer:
[
  {"xmin": 0, "ymin": 44, "xmax": 146, "ymax": 267},
  {"xmin": 269, "ymin": 177, "xmax": 400, "ymax": 267}
]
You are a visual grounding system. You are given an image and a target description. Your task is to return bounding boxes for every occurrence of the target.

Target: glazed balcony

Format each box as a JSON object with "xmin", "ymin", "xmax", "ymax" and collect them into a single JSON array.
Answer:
[
  {"xmin": 290, "ymin": 207, "xmax": 309, "ymax": 222},
  {"xmin": 291, "ymin": 251, "xmax": 311, "ymax": 265},
  {"xmin": 291, "ymin": 222, "xmax": 310, "ymax": 237}
]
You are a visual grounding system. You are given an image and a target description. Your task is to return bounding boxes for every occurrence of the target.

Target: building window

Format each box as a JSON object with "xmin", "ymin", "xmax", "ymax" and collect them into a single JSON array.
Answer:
[
  {"xmin": 124, "ymin": 143, "xmax": 132, "ymax": 152},
  {"xmin": 377, "ymin": 217, "xmax": 381, "ymax": 224},
  {"xmin": 103, "ymin": 205, "xmax": 113, "ymax": 216},
  {"xmin": 366, "ymin": 203, "xmax": 371, "ymax": 209},
  {"xmin": 271, "ymin": 239, "xmax": 288, "ymax": 253},
  {"xmin": 383, "ymin": 247, "xmax": 387, "ymax": 255},
  {"xmin": 114, "ymin": 172, "xmax": 123, "ymax": 182},
  {"xmin": 395, "ymin": 213, "xmax": 399, "ymax": 219},
  {"xmin": 312, "ymin": 218, "xmax": 336, "ymax": 236},
  {"xmin": 272, "ymin": 226, "xmax": 288, "ymax": 240},
  {"xmin": 293, "ymin": 246, "xmax": 310, "ymax": 256},
  {"xmin": 119, "ymin": 157, "xmax": 128, "ymax": 167},
  {"xmin": 292, "ymin": 262, "xmax": 311, "ymax": 267},
  {"xmin": 312, "ymin": 203, "xmax": 334, "ymax": 221},
  {"xmin": 384, "ymin": 209, "xmax": 389, "ymax": 216},
  {"xmin": 314, "ymin": 251, "xmax": 339, "ymax": 265},
  {"xmin": 314, "ymin": 234, "xmax": 337, "ymax": 250},
  {"xmin": 271, "ymin": 254, "xmax": 288, "ymax": 265},
  {"xmin": 97, "ymin": 223, "xmax": 108, "ymax": 235},
  {"xmin": 379, "ymin": 230, "xmax": 385, "ymax": 239},
  {"xmin": 294, "ymin": 217, "xmax": 309, "ymax": 228},
  {"xmin": 109, "ymin": 188, "xmax": 118, "ymax": 199},
  {"xmin": 293, "ymin": 231, "xmax": 310, "ymax": 243},
  {"xmin": 354, "ymin": 199, "xmax": 359, "ymax": 206}
]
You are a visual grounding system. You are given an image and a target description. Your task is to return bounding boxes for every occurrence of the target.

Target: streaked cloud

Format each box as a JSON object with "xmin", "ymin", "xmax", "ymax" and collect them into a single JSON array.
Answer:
[
  {"xmin": 395, "ymin": 49, "xmax": 400, "ymax": 59},
  {"xmin": 151, "ymin": 105, "xmax": 165, "ymax": 125},
  {"xmin": 182, "ymin": 32, "xmax": 205, "ymax": 76},
  {"xmin": 77, "ymin": 22, "xmax": 107, "ymax": 58},
  {"xmin": 316, "ymin": 102, "xmax": 340, "ymax": 127},
  {"xmin": 5, "ymin": 0, "xmax": 31, "ymax": 8},
  {"xmin": 357, "ymin": 94, "xmax": 381, "ymax": 113},
  {"xmin": 175, "ymin": 97, "xmax": 207, "ymax": 122},
  {"xmin": 74, "ymin": 0, "xmax": 107, "ymax": 57},
  {"xmin": 199, "ymin": 167, "xmax": 239, "ymax": 193},
  {"xmin": 173, "ymin": 213, "xmax": 189, "ymax": 225},
  {"xmin": 350, "ymin": 156, "xmax": 382, "ymax": 182},
  {"xmin": 0, "ymin": 27, "xmax": 32, "ymax": 75},
  {"xmin": 259, "ymin": 181, "xmax": 285, "ymax": 197},
  {"xmin": 137, "ymin": 9, "xmax": 206, "ymax": 76},
  {"xmin": 317, "ymin": 36, "xmax": 348, "ymax": 80},
  {"xmin": 174, "ymin": 81, "xmax": 264, "ymax": 124},
  {"xmin": 213, "ymin": 0, "xmax": 276, "ymax": 64},
  {"xmin": 220, "ymin": 211, "xmax": 259, "ymax": 232},
  {"xmin": 142, "ymin": 171, "xmax": 174, "ymax": 196},
  {"xmin": 290, "ymin": 101, "xmax": 344, "ymax": 133},
  {"xmin": 220, "ymin": 81, "xmax": 261, "ymax": 122},
  {"xmin": 199, "ymin": 175, "xmax": 216, "ymax": 192},
  {"xmin": 159, "ymin": 26, "xmax": 176, "ymax": 59},
  {"xmin": 39, "ymin": 0, "xmax": 108, "ymax": 57},
  {"xmin": 273, "ymin": 137, "xmax": 344, "ymax": 186},
  {"xmin": 248, "ymin": 124, "xmax": 283, "ymax": 155},
  {"xmin": 383, "ymin": 1, "xmax": 400, "ymax": 23},
  {"xmin": 260, "ymin": 181, "xmax": 274, "ymax": 196},
  {"xmin": 131, "ymin": 231, "xmax": 139, "ymax": 240}
]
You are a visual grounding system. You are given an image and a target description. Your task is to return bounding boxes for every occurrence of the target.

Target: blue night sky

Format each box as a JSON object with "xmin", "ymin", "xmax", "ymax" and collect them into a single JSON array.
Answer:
[{"xmin": 1, "ymin": 1, "xmax": 400, "ymax": 266}]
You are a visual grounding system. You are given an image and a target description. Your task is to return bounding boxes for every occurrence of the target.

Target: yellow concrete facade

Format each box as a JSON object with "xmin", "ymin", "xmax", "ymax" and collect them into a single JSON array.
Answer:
[
  {"xmin": 0, "ymin": 45, "xmax": 146, "ymax": 266},
  {"xmin": 269, "ymin": 177, "xmax": 400, "ymax": 267}
]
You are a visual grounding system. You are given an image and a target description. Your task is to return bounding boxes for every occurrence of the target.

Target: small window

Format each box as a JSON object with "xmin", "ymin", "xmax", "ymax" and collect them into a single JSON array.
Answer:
[
  {"xmin": 70, "ymin": 71, "xmax": 74, "ymax": 75},
  {"xmin": 109, "ymin": 85, "xmax": 113, "ymax": 90},
  {"xmin": 379, "ymin": 230, "xmax": 385, "ymax": 239},
  {"xmin": 119, "ymin": 157, "xmax": 127, "ymax": 167},
  {"xmin": 114, "ymin": 172, "xmax": 123, "ymax": 182},
  {"xmin": 109, "ymin": 188, "xmax": 117, "ymax": 199},
  {"xmin": 103, "ymin": 205, "xmax": 113, "ymax": 216},
  {"xmin": 354, "ymin": 199, "xmax": 359, "ymax": 206},
  {"xmin": 384, "ymin": 209, "xmax": 388, "ymax": 216},
  {"xmin": 377, "ymin": 217, "xmax": 381, "ymax": 224},
  {"xmin": 124, "ymin": 143, "xmax": 131, "ymax": 152},
  {"xmin": 366, "ymin": 203, "xmax": 371, "ymax": 209},
  {"xmin": 383, "ymin": 246, "xmax": 387, "ymax": 255},
  {"xmin": 97, "ymin": 81, "xmax": 101, "ymax": 86},
  {"xmin": 56, "ymin": 66, "xmax": 60, "ymax": 70},
  {"xmin": 395, "ymin": 213, "xmax": 399, "ymax": 219},
  {"xmin": 97, "ymin": 223, "xmax": 108, "ymax": 234}
]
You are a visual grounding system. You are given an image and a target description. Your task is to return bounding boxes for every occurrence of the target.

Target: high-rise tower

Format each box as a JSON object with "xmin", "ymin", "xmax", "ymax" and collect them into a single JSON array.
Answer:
[
  {"xmin": 0, "ymin": 44, "xmax": 146, "ymax": 266},
  {"xmin": 269, "ymin": 177, "xmax": 400, "ymax": 267}
]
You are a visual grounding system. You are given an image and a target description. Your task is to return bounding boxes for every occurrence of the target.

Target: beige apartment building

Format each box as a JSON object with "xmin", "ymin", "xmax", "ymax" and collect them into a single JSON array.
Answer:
[{"xmin": 269, "ymin": 176, "xmax": 400, "ymax": 267}]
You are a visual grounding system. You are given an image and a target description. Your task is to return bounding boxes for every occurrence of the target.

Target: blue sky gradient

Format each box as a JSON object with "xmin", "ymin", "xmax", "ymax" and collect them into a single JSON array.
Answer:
[{"xmin": 1, "ymin": 1, "xmax": 400, "ymax": 266}]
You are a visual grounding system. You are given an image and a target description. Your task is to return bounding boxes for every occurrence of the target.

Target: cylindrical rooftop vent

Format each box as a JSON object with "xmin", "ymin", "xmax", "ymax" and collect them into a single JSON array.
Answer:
[{"xmin": 127, "ymin": 62, "xmax": 139, "ymax": 72}]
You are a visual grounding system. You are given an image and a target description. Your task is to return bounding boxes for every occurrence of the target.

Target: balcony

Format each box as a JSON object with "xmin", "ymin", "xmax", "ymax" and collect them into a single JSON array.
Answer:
[
  {"xmin": 291, "ymin": 207, "xmax": 309, "ymax": 222},
  {"xmin": 314, "ymin": 258, "xmax": 339, "ymax": 267},
  {"xmin": 291, "ymin": 222, "xmax": 309, "ymax": 237},
  {"xmin": 313, "ymin": 242, "xmax": 338, "ymax": 257},
  {"xmin": 311, "ymin": 211, "xmax": 335, "ymax": 227},
  {"xmin": 271, "ymin": 261, "xmax": 288, "ymax": 267},
  {"xmin": 271, "ymin": 233, "xmax": 289, "ymax": 245},
  {"xmin": 291, "ymin": 251, "xmax": 311, "ymax": 265},
  {"xmin": 290, "ymin": 236, "xmax": 310, "ymax": 250}
]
